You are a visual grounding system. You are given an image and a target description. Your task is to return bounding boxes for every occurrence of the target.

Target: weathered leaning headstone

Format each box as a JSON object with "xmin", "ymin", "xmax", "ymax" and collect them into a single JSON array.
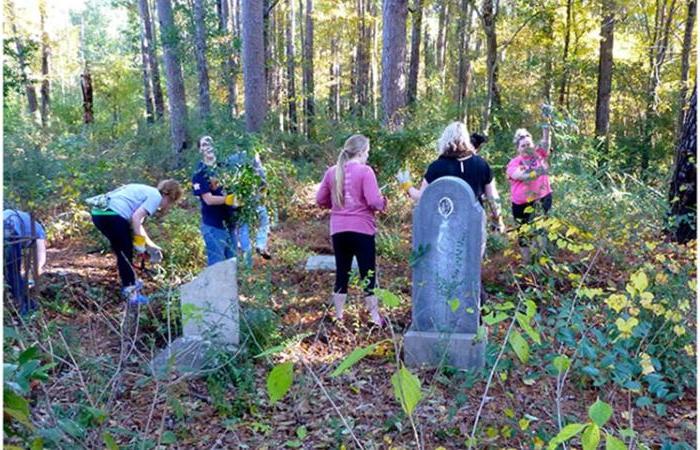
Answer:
[
  {"xmin": 151, "ymin": 258, "xmax": 239, "ymax": 378},
  {"xmin": 404, "ymin": 176, "xmax": 487, "ymax": 369}
]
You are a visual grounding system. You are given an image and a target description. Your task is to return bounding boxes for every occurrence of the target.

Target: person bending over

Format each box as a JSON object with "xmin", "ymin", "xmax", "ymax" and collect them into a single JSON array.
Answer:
[{"xmin": 90, "ymin": 180, "xmax": 182, "ymax": 304}]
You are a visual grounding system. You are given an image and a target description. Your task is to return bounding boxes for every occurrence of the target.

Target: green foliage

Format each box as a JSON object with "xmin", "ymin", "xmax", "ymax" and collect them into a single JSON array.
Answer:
[
  {"xmin": 391, "ymin": 365, "xmax": 423, "ymax": 417},
  {"xmin": 331, "ymin": 340, "xmax": 388, "ymax": 377},
  {"xmin": 266, "ymin": 361, "xmax": 294, "ymax": 404}
]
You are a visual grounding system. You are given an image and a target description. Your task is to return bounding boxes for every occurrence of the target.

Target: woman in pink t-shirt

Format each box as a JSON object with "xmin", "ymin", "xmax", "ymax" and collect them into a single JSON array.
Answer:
[
  {"xmin": 316, "ymin": 134, "xmax": 387, "ymax": 325},
  {"xmin": 506, "ymin": 124, "xmax": 552, "ymax": 226}
]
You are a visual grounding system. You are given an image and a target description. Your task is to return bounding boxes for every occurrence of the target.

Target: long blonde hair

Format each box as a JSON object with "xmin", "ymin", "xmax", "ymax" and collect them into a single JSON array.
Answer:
[
  {"xmin": 437, "ymin": 122, "xmax": 475, "ymax": 158},
  {"xmin": 334, "ymin": 134, "xmax": 369, "ymax": 207}
]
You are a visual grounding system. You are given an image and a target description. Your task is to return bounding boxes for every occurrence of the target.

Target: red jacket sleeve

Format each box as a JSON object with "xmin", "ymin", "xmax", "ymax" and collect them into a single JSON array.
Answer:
[
  {"xmin": 361, "ymin": 167, "xmax": 387, "ymax": 212},
  {"xmin": 316, "ymin": 168, "xmax": 333, "ymax": 209}
]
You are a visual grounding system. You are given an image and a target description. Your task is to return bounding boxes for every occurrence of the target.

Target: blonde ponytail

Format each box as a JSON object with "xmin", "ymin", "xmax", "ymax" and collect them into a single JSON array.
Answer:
[{"xmin": 333, "ymin": 134, "xmax": 369, "ymax": 207}]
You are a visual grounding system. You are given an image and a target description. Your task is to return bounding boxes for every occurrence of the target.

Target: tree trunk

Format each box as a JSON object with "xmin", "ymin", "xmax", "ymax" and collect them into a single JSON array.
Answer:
[
  {"xmin": 668, "ymin": 86, "xmax": 696, "ymax": 243},
  {"xmin": 594, "ymin": 0, "xmax": 615, "ymax": 146},
  {"xmin": 642, "ymin": 0, "xmax": 678, "ymax": 171},
  {"xmin": 406, "ymin": 0, "xmax": 423, "ymax": 107},
  {"xmin": 423, "ymin": 20, "xmax": 432, "ymax": 99},
  {"xmin": 302, "ymin": 0, "xmax": 315, "ymax": 138},
  {"xmin": 435, "ymin": 0, "xmax": 448, "ymax": 88},
  {"xmin": 330, "ymin": 36, "xmax": 341, "ymax": 122},
  {"xmin": 676, "ymin": 0, "xmax": 696, "ymax": 138},
  {"xmin": 558, "ymin": 0, "xmax": 572, "ymax": 107},
  {"xmin": 455, "ymin": 0, "xmax": 473, "ymax": 122},
  {"xmin": 218, "ymin": 0, "xmax": 238, "ymax": 118},
  {"xmin": 482, "ymin": 0, "xmax": 500, "ymax": 132},
  {"xmin": 193, "ymin": 0, "xmax": 212, "ymax": 120},
  {"xmin": 355, "ymin": 0, "xmax": 371, "ymax": 113},
  {"xmin": 370, "ymin": 0, "xmax": 379, "ymax": 119},
  {"xmin": 286, "ymin": 0, "xmax": 298, "ymax": 132},
  {"xmin": 140, "ymin": 0, "xmax": 165, "ymax": 120},
  {"xmin": 80, "ymin": 64, "xmax": 94, "ymax": 124},
  {"xmin": 155, "ymin": 0, "xmax": 189, "ymax": 165},
  {"xmin": 7, "ymin": 0, "xmax": 39, "ymax": 117},
  {"xmin": 381, "ymin": 0, "xmax": 408, "ymax": 131},
  {"xmin": 242, "ymin": 0, "xmax": 268, "ymax": 132},
  {"xmin": 39, "ymin": 0, "xmax": 50, "ymax": 128},
  {"xmin": 138, "ymin": 0, "xmax": 155, "ymax": 122}
]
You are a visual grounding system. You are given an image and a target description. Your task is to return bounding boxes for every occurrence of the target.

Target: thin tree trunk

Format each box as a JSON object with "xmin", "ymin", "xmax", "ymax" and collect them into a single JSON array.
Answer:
[
  {"xmin": 303, "ymin": 0, "xmax": 315, "ymax": 138},
  {"xmin": 482, "ymin": 0, "xmax": 500, "ymax": 132},
  {"xmin": 676, "ymin": 0, "xmax": 695, "ymax": 138},
  {"xmin": 81, "ymin": 63, "xmax": 94, "ymax": 124},
  {"xmin": 329, "ymin": 36, "xmax": 340, "ymax": 121},
  {"xmin": 594, "ymin": 0, "xmax": 615, "ymax": 146},
  {"xmin": 141, "ymin": 0, "xmax": 165, "ymax": 120},
  {"xmin": 7, "ymin": 0, "xmax": 39, "ymax": 117},
  {"xmin": 193, "ymin": 0, "xmax": 211, "ymax": 120},
  {"xmin": 381, "ymin": 0, "xmax": 408, "ymax": 131},
  {"xmin": 558, "ymin": 0, "xmax": 572, "ymax": 107},
  {"xmin": 370, "ymin": 0, "xmax": 379, "ymax": 119},
  {"xmin": 436, "ymin": 1, "xmax": 448, "ymax": 78},
  {"xmin": 668, "ymin": 86, "xmax": 696, "ymax": 243},
  {"xmin": 355, "ymin": 0, "xmax": 371, "ymax": 113},
  {"xmin": 542, "ymin": 12, "xmax": 554, "ymax": 103},
  {"xmin": 155, "ymin": 0, "xmax": 189, "ymax": 165},
  {"xmin": 406, "ymin": 0, "xmax": 423, "ymax": 107},
  {"xmin": 642, "ymin": 0, "xmax": 678, "ymax": 171},
  {"xmin": 286, "ymin": 0, "xmax": 298, "ymax": 132},
  {"xmin": 138, "ymin": 0, "xmax": 155, "ymax": 122},
  {"xmin": 39, "ymin": 0, "xmax": 50, "ymax": 128},
  {"xmin": 218, "ymin": 0, "xmax": 238, "ymax": 117},
  {"xmin": 423, "ymin": 20, "xmax": 432, "ymax": 99},
  {"xmin": 242, "ymin": 0, "xmax": 268, "ymax": 132},
  {"xmin": 455, "ymin": 0, "xmax": 473, "ymax": 122}
]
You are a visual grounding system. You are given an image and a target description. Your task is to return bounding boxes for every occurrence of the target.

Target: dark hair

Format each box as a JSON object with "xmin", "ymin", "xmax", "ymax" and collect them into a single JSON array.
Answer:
[{"xmin": 470, "ymin": 133, "xmax": 488, "ymax": 150}]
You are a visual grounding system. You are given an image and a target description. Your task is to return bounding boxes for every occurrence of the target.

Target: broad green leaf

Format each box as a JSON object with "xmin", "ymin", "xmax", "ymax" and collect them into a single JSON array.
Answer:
[
  {"xmin": 391, "ymin": 365, "xmax": 422, "ymax": 416},
  {"xmin": 103, "ymin": 432, "xmax": 119, "ymax": 450},
  {"xmin": 4, "ymin": 389, "xmax": 33, "ymax": 429},
  {"xmin": 475, "ymin": 326, "xmax": 487, "ymax": 342},
  {"xmin": 515, "ymin": 312, "xmax": 541, "ymax": 344},
  {"xmin": 518, "ymin": 418, "xmax": 530, "ymax": 430},
  {"xmin": 374, "ymin": 288, "xmax": 401, "ymax": 308},
  {"xmin": 161, "ymin": 430, "xmax": 177, "ymax": 444},
  {"xmin": 508, "ymin": 330, "xmax": 529, "ymax": 364},
  {"xmin": 588, "ymin": 399, "xmax": 613, "ymax": 427},
  {"xmin": 547, "ymin": 423, "xmax": 587, "ymax": 450},
  {"xmin": 552, "ymin": 355, "xmax": 570, "ymax": 374},
  {"xmin": 449, "ymin": 298, "xmax": 460, "ymax": 312},
  {"xmin": 267, "ymin": 362, "xmax": 294, "ymax": 404},
  {"xmin": 30, "ymin": 438, "xmax": 44, "ymax": 450},
  {"xmin": 605, "ymin": 434, "xmax": 627, "ymax": 450},
  {"xmin": 494, "ymin": 301, "xmax": 515, "ymax": 311},
  {"xmin": 525, "ymin": 300, "xmax": 537, "ymax": 319},
  {"xmin": 18, "ymin": 346, "xmax": 40, "ymax": 365},
  {"xmin": 582, "ymin": 424, "xmax": 601, "ymax": 450},
  {"xmin": 483, "ymin": 311, "xmax": 509, "ymax": 325},
  {"xmin": 630, "ymin": 271, "xmax": 648, "ymax": 293},
  {"xmin": 296, "ymin": 425, "xmax": 308, "ymax": 439},
  {"xmin": 331, "ymin": 341, "xmax": 388, "ymax": 377}
]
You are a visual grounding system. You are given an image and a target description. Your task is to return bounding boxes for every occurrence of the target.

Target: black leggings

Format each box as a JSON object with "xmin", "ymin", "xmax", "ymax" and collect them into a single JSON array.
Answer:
[
  {"xmin": 512, "ymin": 193, "xmax": 553, "ymax": 225},
  {"xmin": 332, "ymin": 232, "xmax": 376, "ymax": 295},
  {"xmin": 512, "ymin": 193, "xmax": 553, "ymax": 246},
  {"xmin": 92, "ymin": 214, "xmax": 135, "ymax": 288}
]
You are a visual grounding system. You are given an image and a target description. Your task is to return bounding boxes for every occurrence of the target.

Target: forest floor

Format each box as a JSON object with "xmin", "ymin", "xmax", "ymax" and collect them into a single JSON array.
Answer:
[{"xmin": 8, "ymin": 185, "xmax": 696, "ymax": 449}]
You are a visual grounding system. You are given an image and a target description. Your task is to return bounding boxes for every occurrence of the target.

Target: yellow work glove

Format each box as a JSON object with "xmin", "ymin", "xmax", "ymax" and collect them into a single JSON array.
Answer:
[
  {"xmin": 395, "ymin": 169, "xmax": 412, "ymax": 192},
  {"xmin": 224, "ymin": 193, "xmax": 240, "ymax": 207},
  {"xmin": 133, "ymin": 234, "xmax": 146, "ymax": 253}
]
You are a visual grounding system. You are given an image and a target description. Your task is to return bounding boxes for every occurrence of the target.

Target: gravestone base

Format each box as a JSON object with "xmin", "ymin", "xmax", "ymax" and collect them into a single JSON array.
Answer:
[
  {"xmin": 305, "ymin": 255, "xmax": 358, "ymax": 271},
  {"xmin": 150, "ymin": 336, "xmax": 238, "ymax": 380},
  {"xmin": 404, "ymin": 329, "xmax": 486, "ymax": 370}
]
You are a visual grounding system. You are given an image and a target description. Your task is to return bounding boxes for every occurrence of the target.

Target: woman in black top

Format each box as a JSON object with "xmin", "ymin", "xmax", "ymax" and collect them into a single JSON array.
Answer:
[{"xmin": 397, "ymin": 122, "xmax": 505, "ymax": 233}]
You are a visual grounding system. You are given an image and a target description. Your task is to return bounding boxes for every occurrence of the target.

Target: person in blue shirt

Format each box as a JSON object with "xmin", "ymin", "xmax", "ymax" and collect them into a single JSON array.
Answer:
[
  {"xmin": 192, "ymin": 136, "xmax": 241, "ymax": 265},
  {"xmin": 3, "ymin": 209, "xmax": 47, "ymax": 315},
  {"xmin": 225, "ymin": 148, "xmax": 272, "ymax": 266}
]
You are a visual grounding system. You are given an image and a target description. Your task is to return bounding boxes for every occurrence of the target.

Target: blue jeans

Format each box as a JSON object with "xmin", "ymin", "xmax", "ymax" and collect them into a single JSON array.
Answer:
[
  {"xmin": 201, "ymin": 223, "xmax": 238, "ymax": 266},
  {"xmin": 237, "ymin": 205, "xmax": 270, "ymax": 266},
  {"xmin": 3, "ymin": 241, "xmax": 35, "ymax": 315}
]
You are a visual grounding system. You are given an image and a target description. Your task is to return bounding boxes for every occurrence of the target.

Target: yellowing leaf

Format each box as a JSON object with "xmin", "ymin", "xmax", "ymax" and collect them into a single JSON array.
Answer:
[
  {"xmin": 615, "ymin": 317, "xmax": 639, "ymax": 339},
  {"xmin": 267, "ymin": 361, "xmax": 294, "ymax": 404},
  {"xmin": 391, "ymin": 365, "xmax": 422, "ymax": 416},
  {"xmin": 630, "ymin": 271, "xmax": 648, "ymax": 292}
]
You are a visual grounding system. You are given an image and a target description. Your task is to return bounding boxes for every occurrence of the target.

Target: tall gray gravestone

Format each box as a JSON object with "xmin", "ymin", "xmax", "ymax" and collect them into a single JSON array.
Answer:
[
  {"xmin": 404, "ymin": 176, "xmax": 487, "ymax": 369},
  {"xmin": 151, "ymin": 258, "xmax": 239, "ymax": 378}
]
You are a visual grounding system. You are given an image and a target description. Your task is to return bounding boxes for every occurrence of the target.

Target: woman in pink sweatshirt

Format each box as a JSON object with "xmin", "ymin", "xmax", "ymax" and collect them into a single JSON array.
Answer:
[
  {"xmin": 506, "ymin": 122, "xmax": 552, "ymax": 251},
  {"xmin": 316, "ymin": 134, "xmax": 387, "ymax": 325}
]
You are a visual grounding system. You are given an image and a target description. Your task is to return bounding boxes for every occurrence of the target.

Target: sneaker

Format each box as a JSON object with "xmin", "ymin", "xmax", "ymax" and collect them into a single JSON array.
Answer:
[
  {"xmin": 122, "ymin": 285, "xmax": 150, "ymax": 305},
  {"xmin": 255, "ymin": 248, "xmax": 272, "ymax": 260}
]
